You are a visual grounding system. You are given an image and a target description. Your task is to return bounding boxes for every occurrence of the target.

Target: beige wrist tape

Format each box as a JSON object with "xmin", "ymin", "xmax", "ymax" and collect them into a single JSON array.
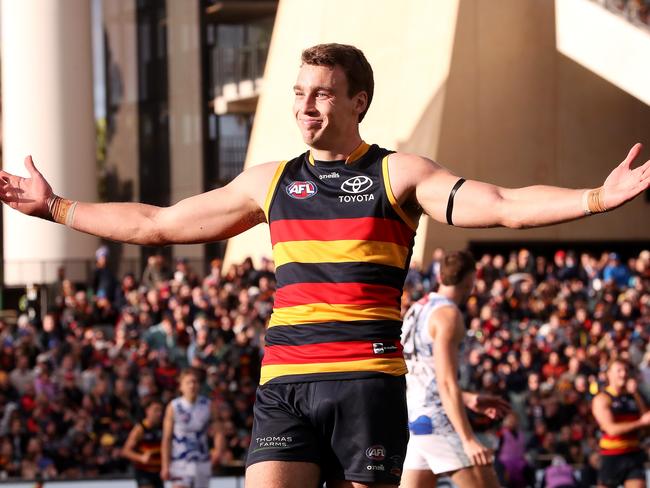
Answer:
[
  {"xmin": 582, "ymin": 187, "xmax": 607, "ymax": 215},
  {"xmin": 46, "ymin": 196, "xmax": 78, "ymax": 226}
]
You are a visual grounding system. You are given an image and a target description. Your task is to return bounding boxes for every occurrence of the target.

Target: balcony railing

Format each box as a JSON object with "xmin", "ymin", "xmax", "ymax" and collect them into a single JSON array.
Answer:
[
  {"xmin": 218, "ymin": 135, "xmax": 249, "ymax": 182},
  {"xmin": 209, "ymin": 42, "xmax": 269, "ymax": 99}
]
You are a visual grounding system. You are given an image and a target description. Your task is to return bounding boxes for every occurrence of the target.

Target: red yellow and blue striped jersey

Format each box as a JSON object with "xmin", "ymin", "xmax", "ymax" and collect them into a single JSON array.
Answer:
[
  {"xmin": 261, "ymin": 142, "xmax": 417, "ymax": 384},
  {"xmin": 599, "ymin": 386, "xmax": 641, "ymax": 455}
]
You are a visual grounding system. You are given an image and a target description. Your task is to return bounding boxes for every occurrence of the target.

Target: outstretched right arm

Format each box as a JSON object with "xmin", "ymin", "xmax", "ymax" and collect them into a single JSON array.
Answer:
[{"xmin": 0, "ymin": 156, "xmax": 280, "ymax": 245}]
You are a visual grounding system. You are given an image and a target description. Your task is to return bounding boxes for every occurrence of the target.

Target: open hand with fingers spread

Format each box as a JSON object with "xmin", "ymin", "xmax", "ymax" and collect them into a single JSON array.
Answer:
[
  {"xmin": 0, "ymin": 156, "xmax": 53, "ymax": 219},
  {"xmin": 599, "ymin": 143, "xmax": 650, "ymax": 211}
]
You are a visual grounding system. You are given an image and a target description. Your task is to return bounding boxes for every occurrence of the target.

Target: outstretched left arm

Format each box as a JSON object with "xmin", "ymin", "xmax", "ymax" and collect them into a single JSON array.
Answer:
[{"xmin": 389, "ymin": 143, "xmax": 650, "ymax": 228}]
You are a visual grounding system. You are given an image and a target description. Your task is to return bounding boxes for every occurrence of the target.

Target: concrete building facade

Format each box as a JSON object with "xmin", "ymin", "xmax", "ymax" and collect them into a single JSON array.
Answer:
[{"xmin": 226, "ymin": 0, "xmax": 650, "ymax": 268}]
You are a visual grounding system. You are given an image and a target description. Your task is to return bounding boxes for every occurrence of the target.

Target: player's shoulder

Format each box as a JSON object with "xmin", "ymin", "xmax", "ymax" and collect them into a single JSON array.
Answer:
[
  {"xmin": 388, "ymin": 151, "xmax": 442, "ymax": 173},
  {"xmin": 228, "ymin": 161, "xmax": 285, "ymax": 202},
  {"xmin": 428, "ymin": 302, "xmax": 462, "ymax": 334},
  {"xmin": 593, "ymin": 391, "xmax": 612, "ymax": 406},
  {"xmin": 429, "ymin": 302, "xmax": 462, "ymax": 321},
  {"xmin": 238, "ymin": 161, "xmax": 284, "ymax": 181},
  {"xmin": 385, "ymin": 152, "xmax": 449, "ymax": 196}
]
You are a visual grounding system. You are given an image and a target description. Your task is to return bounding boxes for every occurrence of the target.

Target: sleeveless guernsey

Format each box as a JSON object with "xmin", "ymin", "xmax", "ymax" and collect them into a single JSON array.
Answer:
[
  {"xmin": 401, "ymin": 292, "xmax": 459, "ymax": 436},
  {"xmin": 262, "ymin": 142, "xmax": 417, "ymax": 384},
  {"xmin": 599, "ymin": 387, "xmax": 641, "ymax": 455},
  {"xmin": 133, "ymin": 420, "xmax": 162, "ymax": 473},
  {"xmin": 171, "ymin": 396, "xmax": 211, "ymax": 463}
]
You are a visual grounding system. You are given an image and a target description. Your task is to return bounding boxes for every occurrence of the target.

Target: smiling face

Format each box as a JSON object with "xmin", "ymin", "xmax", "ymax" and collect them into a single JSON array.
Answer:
[{"xmin": 293, "ymin": 64, "xmax": 367, "ymax": 150}]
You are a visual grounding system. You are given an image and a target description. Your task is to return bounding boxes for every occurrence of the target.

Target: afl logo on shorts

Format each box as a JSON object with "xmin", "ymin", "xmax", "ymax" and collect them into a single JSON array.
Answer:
[
  {"xmin": 341, "ymin": 176, "xmax": 373, "ymax": 194},
  {"xmin": 287, "ymin": 181, "xmax": 317, "ymax": 199},
  {"xmin": 365, "ymin": 445, "xmax": 386, "ymax": 461}
]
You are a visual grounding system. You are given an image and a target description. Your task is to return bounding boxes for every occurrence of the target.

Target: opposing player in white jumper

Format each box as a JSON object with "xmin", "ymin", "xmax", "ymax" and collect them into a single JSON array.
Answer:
[
  {"xmin": 401, "ymin": 251, "xmax": 510, "ymax": 488},
  {"xmin": 161, "ymin": 369, "xmax": 224, "ymax": 488}
]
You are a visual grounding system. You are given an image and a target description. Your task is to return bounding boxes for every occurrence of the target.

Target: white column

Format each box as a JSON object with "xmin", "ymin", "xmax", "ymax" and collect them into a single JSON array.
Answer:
[{"xmin": 2, "ymin": 0, "xmax": 98, "ymax": 285}]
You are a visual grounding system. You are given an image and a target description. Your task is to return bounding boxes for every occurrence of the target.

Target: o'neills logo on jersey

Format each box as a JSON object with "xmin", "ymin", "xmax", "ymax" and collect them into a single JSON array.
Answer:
[
  {"xmin": 287, "ymin": 181, "xmax": 317, "ymax": 199},
  {"xmin": 319, "ymin": 171, "xmax": 340, "ymax": 180}
]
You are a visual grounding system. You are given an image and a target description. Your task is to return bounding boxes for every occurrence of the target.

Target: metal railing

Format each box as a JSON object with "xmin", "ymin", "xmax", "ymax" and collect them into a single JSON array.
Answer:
[
  {"xmin": 3, "ymin": 258, "xmax": 138, "ymax": 286},
  {"xmin": 2, "ymin": 256, "xmax": 209, "ymax": 287},
  {"xmin": 209, "ymin": 42, "xmax": 269, "ymax": 98},
  {"xmin": 218, "ymin": 135, "xmax": 249, "ymax": 181}
]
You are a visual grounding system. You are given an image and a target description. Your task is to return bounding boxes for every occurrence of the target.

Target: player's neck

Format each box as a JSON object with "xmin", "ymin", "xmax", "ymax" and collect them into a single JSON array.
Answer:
[
  {"xmin": 310, "ymin": 135, "xmax": 363, "ymax": 162},
  {"xmin": 183, "ymin": 394, "xmax": 198, "ymax": 404},
  {"xmin": 437, "ymin": 285, "xmax": 462, "ymax": 305},
  {"xmin": 606, "ymin": 384, "xmax": 623, "ymax": 396}
]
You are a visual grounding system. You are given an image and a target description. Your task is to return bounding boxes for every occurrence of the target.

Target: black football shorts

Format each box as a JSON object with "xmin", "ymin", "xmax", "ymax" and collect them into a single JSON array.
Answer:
[
  {"xmin": 246, "ymin": 375, "xmax": 409, "ymax": 484},
  {"xmin": 598, "ymin": 451, "xmax": 647, "ymax": 487}
]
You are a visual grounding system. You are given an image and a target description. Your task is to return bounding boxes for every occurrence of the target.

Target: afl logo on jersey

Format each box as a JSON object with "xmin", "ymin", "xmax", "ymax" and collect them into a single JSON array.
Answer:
[
  {"xmin": 287, "ymin": 181, "xmax": 317, "ymax": 199},
  {"xmin": 341, "ymin": 176, "xmax": 373, "ymax": 194}
]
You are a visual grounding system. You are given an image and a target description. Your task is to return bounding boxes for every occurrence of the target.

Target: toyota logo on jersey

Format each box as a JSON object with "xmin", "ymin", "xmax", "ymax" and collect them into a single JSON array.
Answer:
[
  {"xmin": 341, "ymin": 176, "xmax": 373, "ymax": 194},
  {"xmin": 287, "ymin": 181, "xmax": 317, "ymax": 199}
]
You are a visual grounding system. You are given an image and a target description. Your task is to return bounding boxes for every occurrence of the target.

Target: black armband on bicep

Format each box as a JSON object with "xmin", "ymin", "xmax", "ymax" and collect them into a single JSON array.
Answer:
[{"xmin": 445, "ymin": 178, "xmax": 466, "ymax": 226}]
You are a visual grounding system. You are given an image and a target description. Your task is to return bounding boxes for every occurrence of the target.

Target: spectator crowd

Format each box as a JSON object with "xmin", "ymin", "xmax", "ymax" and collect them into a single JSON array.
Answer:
[
  {"xmin": 0, "ymin": 244, "xmax": 646, "ymax": 486},
  {"xmin": 405, "ymin": 247, "xmax": 650, "ymax": 486},
  {"xmin": 600, "ymin": 0, "xmax": 650, "ymax": 29}
]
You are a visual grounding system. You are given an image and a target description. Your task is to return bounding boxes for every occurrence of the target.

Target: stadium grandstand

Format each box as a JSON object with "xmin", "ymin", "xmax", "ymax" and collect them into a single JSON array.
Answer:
[{"xmin": 0, "ymin": 248, "xmax": 645, "ymax": 485}]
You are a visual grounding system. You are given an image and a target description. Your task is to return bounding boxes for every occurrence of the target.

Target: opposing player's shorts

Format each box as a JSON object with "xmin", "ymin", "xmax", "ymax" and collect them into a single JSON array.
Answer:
[
  {"xmin": 169, "ymin": 460, "xmax": 211, "ymax": 488},
  {"xmin": 246, "ymin": 375, "xmax": 409, "ymax": 484},
  {"xmin": 403, "ymin": 431, "xmax": 472, "ymax": 474},
  {"xmin": 598, "ymin": 451, "xmax": 647, "ymax": 487}
]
